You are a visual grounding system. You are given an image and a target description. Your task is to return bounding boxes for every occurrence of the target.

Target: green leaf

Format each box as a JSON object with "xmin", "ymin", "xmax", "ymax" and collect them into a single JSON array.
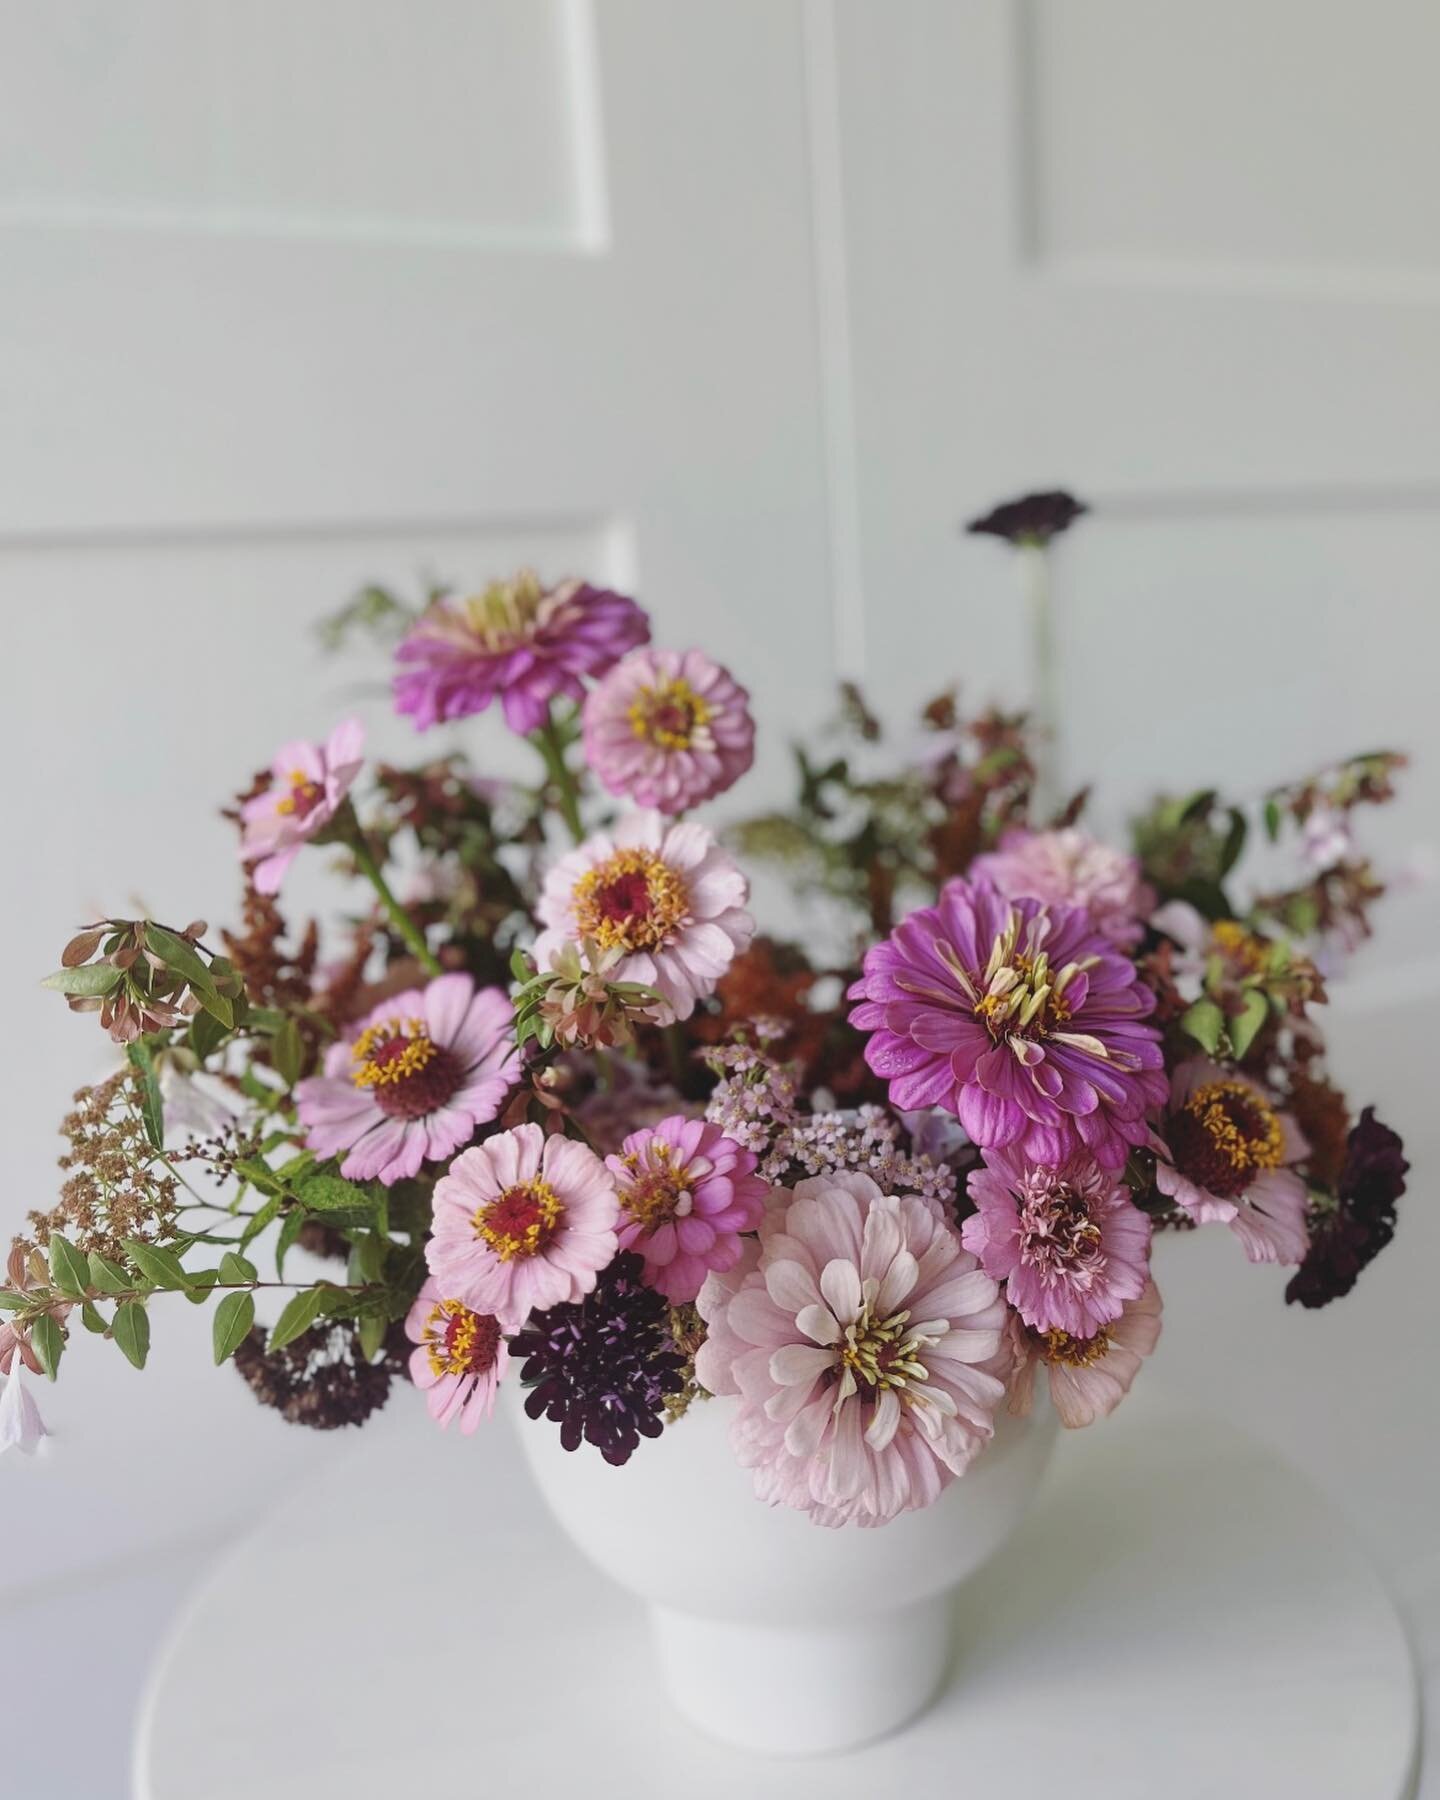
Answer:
[
  {"xmin": 295, "ymin": 1174, "xmax": 383, "ymax": 1229},
  {"xmin": 1229, "ymin": 988, "xmax": 1271, "ymax": 1059},
  {"xmin": 1263, "ymin": 797, "xmax": 1283, "ymax": 843},
  {"xmin": 266, "ymin": 1286, "xmax": 328, "ymax": 1353},
  {"xmin": 88, "ymin": 1253, "xmax": 131, "ymax": 1295},
  {"xmin": 509, "ymin": 946, "xmax": 535, "ymax": 983},
  {"xmin": 238, "ymin": 1192, "xmax": 284, "ymax": 1249},
  {"xmin": 0, "ymin": 1291, "xmax": 29, "ymax": 1312},
  {"xmin": 272, "ymin": 1016, "xmax": 305, "ymax": 1088},
  {"xmin": 143, "ymin": 923, "xmax": 219, "ymax": 1000},
  {"xmin": 357, "ymin": 1310, "xmax": 388, "ymax": 1363},
  {"xmin": 1180, "ymin": 997, "xmax": 1226, "ymax": 1057},
  {"xmin": 274, "ymin": 1208, "xmax": 307, "ymax": 1278},
  {"xmin": 1218, "ymin": 809, "xmax": 1248, "ymax": 878},
  {"xmin": 353, "ymin": 1233, "xmax": 388, "ymax": 1284},
  {"xmin": 218, "ymin": 1251, "xmax": 258, "ymax": 1286},
  {"xmin": 40, "ymin": 963, "xmax": 122, "ymax": 997},
  {"xmin": 184, "ymin": 1269, "xmax": 219, "ymax": 1303},
  {"xmin": 231, "ymin": 1158, "xmax": 284, "ymax": 1197},
  {"xmin": 31, "ymin": 1312, "xmax": 64, "ymax": 1379},
  {"xmin": 188, "ymin": 1007, "xmax": 231, "ymax": 1061},
  {"xmin": 122, "ymin": 1239, "xmax": 189, "ymax": 1291},
  {"xmin": 126, "ymin": 1040, "xmax": 167, "ymax": 1151},
  {"xmin": 47, "ymin": 1233, "xmax": 90, "ymax": 1299},
  {"xmin": 80, "ymin": 1300, "xmax": 109, "ymax": 1334},
  {"xmin": 212, "ymin": 1291, "xmax": 256, "ymax": 1364},
  {"xmin": 112, "ymin": 1301, "xmax": 150, "ymax": 1369}
]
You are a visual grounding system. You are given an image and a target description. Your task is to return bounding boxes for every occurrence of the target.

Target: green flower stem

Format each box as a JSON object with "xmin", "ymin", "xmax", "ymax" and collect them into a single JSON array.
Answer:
[
  {"xmin": 532, "ymin": 716, "xmax": 586, "ymax": 845},
  {"xmin": 349, "ymin": 836, "xmax": 444, "ymax": 978},
  {"xmin": 1020, "ymin": 541, "xmax": 1061, "ymax": 820}
]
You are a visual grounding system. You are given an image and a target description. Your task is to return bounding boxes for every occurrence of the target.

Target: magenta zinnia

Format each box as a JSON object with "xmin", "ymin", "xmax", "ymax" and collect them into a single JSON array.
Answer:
[
  {"xmin": 849, "ymin": 878, "xmax": 1166, "ymax": 1168},
  {"xmin": 607, "ymin": 1115, "xmax": 769, "ymax": 1303},
  {"xmin": 695, "ymin": 1171, "xmax": 1007, "ymax": 1527},
  {"xmin": 295, "ymin": 973, "xmax": 519, "ymax": 1186},
  {"xmin": 582, "ymin": 646, "xmax": 755, "ymax": 813},
  {"xmin": 393, "ymin": 570, "xmax": 649, "ymax": 735}
]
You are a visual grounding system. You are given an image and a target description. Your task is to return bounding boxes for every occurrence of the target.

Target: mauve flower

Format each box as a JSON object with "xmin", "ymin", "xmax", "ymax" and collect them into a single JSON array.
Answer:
[
  {"xmin": 296, "ymin": 972, "xmax": 519, "ymax": 1187},
  {"xmin": 972, "ymin": 828, "xmax": 1156, "ymax": 952},
  {"xmin": 0, "ymin": 1361, "xmax": 48, "ymax": 1457},
  {"xmin": 1155, "ymin": 1059, "xmax": 1309, "ymax": 1265},
  {"xmin": 393, "ymin": 571, "xmax": 649, "ymax": 736},
  {"xmin": 426, "ymin": 1122, "xmax": 620, "ymax": 1330},
  {"xmin": 240, "ymin": 718, "xmax": 364, "ymax": 895},
  {"xmin": 849, "ymin": 878, "xmax": 1166, "ymax": 1170},
  {"xmin": 695, "ymin": 1171, "xmax": 1008, "ymax": 1528},
  {"xmin": 962, "ymin": 1146, "xmax": 1150, "ymax": 1338},
  {"xmin": 1007, "ymin": 1280, "xmax": 1162, "ymax": 1428},
  {"xmin": 965, "ymin": 490, "xmax": 1088, "ymax": 545},
  {"xmin": 405, "ymin": 1281, "xmax": 509, "ymax": 1433},
  {"xmin": 607, "ymin": 1115, "xmax": 769, "ymax": 1303},
  {"xmin": 533, "ymin": 812, "xmax": 753, "ymax": 1023},
  {"xmin": 582, "ymin": 646, "xmax": 755, "ymax": 813}
]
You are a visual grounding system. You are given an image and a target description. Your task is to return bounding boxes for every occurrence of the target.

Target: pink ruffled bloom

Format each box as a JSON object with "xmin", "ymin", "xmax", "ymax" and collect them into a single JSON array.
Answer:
[
  {"xmin": 393, "ymin": 571, "xmax": 650, "ymax": 736},
  {"xmin": 607, "ymin": 1116, "xmax": 768, "ymax": 1303},
  {"xmin": 695, "ymin": 1171, "xmax": 1008, "ymax": 1528},
  {"xmin": 1007, "ymin": 1280, "xmax": 1163, "ymax": 1428},
  {"xmin": 533, "ymin": 811, "xmax": 753, "ymax": 1023},
  {"xmin": 239, "ymin": 718, "xmax": 364, "ymax": 895},
  {"xmin": 962, "ymin": 1146, "xmax": 1151, "ymax": 1338},
  {"xmin": 405, "ymin": 1280, "xmax": 509, "ymax": 1433},
  {"xmin": 1154, "ymin": 1058, "xmax": 1310, "ymax": 1264},
  {"xmin": 849, "ymin": 878, "xmax": 1166, "ymax": 1170},
  {"xmin": 426, "ymin": 1122, "xmax": 620, "ymax": 1330},
  {"xmin": 972, "ymin": 828, "xmax": 1156, "ymax": 952},
  {"xmin": 295, "ymin": 973, "xmax": 519, "ymax": 1187},
  {"xmin": 582, "ymin": 646, "xmax": 755, "ymax": 814}
]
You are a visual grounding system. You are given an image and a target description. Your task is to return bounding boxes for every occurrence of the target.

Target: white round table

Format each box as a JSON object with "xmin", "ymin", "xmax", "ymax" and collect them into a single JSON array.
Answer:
[{"xmin": 133, "ymin": 1385, "xmax": 1421, "ymax": 1799}]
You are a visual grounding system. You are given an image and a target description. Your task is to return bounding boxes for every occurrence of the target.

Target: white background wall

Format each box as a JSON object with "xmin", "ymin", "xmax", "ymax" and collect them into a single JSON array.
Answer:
[{"xmin": 1, "ymin": 3, "xmax": 1438, "ymax": 1792}]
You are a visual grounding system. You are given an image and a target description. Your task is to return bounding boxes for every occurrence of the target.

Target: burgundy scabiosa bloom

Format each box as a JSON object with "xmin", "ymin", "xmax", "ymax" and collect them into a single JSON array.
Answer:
[
  {"xmin": 582, "ymin": 646, "xmax": 755, "ymax": 813},
  {"xmin": 405, "ymin": 1280, "xmax": 509, "ymax": 1433},
  {"xmin": 295, "ymin": 973, "xmax": 519, "ymax": 1186},
  {"xmin": 607, "ymin": 1115, "xmax": 769, "ymax": 1303},
  {"xmin": 1007, "ymin": 1280, "xmax": 1163, "ymax": 1428},
  {"xmin": 971, "ymin": 828, "xmax": 1156, "ymax": 952},
  {"xmin": 511, "ymin": 1252, "xmax": 685, "ymax": 1465},
  {"xmin": 1155, "ymin": 1059, "xmax": 1310, "ymax": 1265},
  {"xmin": 1286, "ymin": 1107, "xmax": 1407, "ymax": 1308},
  {"xmin": 965, "ymin": 490, "xmax": 1088, "ymax": 545},
  {"xmin": 962, "ymin": 1146, "xmax": 1151, "ymax": 1338},
  {"xmin": 695, "ymin": 1172, "xmax": 1008, "ymax": 1527},
  {"xmin": 239, "ymin": 717, "xmax": 364, "ymax": 895},
  {"xmin": 848, "ymin": 878, "xmax": 1166, "ymax": 1169},
  {"xmin": 393, "ymin": 570, "xmax": 650, "ymax": 735}
]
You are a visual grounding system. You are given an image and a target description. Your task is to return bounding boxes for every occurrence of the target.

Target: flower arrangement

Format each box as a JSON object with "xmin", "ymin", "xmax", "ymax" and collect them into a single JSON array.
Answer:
[{"xmin": 3, "ymin": 500, "xmax": 1410, "ymax": 1530}]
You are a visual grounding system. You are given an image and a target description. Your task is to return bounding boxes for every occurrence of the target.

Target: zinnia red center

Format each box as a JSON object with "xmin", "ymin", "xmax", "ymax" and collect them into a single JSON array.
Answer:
[
  {"xmin": 1168, "ymin": 1079, "xmax": 1284, "ymax": 1199},
  {"xmin": 474, "ymin": 1180, "xmax": 564, "ymax": 1262},
  {"xmin": 594, "ymin": 871, "xmax": 652, "ymax": 926},
  {"xmin": 351, "ymin": 1018, "xmax": 462, "ymax": 1120},
  {"xmin": 427, "ymin": 1300, "xmax": 501, "ymax": 1380}
]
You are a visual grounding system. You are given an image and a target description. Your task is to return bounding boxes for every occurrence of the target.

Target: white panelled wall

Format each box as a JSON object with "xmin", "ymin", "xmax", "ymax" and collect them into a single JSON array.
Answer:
[{"xmin": 1, "ymin": 2, "xmax": 1438, "ymax": 1792}]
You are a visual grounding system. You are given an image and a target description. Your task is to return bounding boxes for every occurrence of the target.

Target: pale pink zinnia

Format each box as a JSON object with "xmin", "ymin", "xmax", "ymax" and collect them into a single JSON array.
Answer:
[
  {"xmin": 696, "ymin": 1171, "xmax": 1008, "ymax": 1528},
  {"xmin": 1006, "ymin": 1280, "xmax": 1163, "ymax": 1428},
  {"xmin": 295, "ymin": 973, "xmax": 519, "ymax": 1186},
  {"xmin": 962, "ymin": 1146, "xmax": 1151, "ymax": 1338},
  {"xmin": 1154, "ymin": 1059, "xmax": 1310, "ymax": 1265},
  {"xmin": 971, "ymin": 828, "xmax": 1156, "ymax": 951},
  {"xmin": 239, "ymin": 718, "xmax": 364, "ymax": 895},
  {"xmin": 426, "ymin": 1122, "xmax": 620, "ymax": 1329},
  {"xmin": 607, "ymin": 1115, "xmax": 768, "ymax": 1303},
  {"xmin": 582, "ymin": 646, "xmax": 755, "ymax": 814},
  {"xmin": 0, "ymin": 1360, "xmax": 48, "ymax": 1457},
  {"xmin": 405, "ymin": 1280, "xmax": 509, "ymax": 1433},
  {"xmin": 532, "ymin": 811, "xmax": 753, "ymax": 1023}
]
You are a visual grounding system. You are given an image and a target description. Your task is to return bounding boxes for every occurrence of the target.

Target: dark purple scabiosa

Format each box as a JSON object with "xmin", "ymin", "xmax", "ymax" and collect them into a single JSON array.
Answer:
[
  {"xmin": 1286, "ymin": 1108, "xmax": 1408, "ymax": 1308},
  {"xmin": 511, "ymin": 1252, "xmax": 686, "ymax": 1465},
  {"xmin": 965, "ymin": 491, "xmax": 1088, "ymax": 546}
]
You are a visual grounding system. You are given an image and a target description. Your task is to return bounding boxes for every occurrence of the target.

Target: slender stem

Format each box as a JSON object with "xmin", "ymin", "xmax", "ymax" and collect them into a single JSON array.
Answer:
[
  {"xmin": 1021, "ymin": 542, "xmax": 1061, "ymax": 820},
  {"xmin": 350, "ymin": 836, "xmax": 443, "ymax": 977},
  {"xmin": 531, "ymin": 716, "xmax": 585, "ymax": 845}
]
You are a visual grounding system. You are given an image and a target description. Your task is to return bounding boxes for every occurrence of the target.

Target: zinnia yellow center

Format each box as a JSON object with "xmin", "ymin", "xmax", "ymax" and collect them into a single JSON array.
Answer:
[
  {"xmin": 627, "ymin": 676, "xmax": 712, "ymax": 751},
  {"xmin": 1042, "ymin": 1325, "xmax": 1112, "ymax": 1368},
  {"xmin": 425, "ymin": 1299, "xmax": 501, "ymax": 1379},
  {"xmin": 275, "ymin": 769, "xmax": 324, "ymax": 818},
  {"xmin": 965, "ymin": 920, "xmax": 1094, "ymax": 1041},
  {"xmin": 474, "ymin": 1179, "xmax": 563, "ymax": 1262},
  {"xmin": 618, "ymin": 1140, "xmax": 693, "ymax": 1231},
  {"xmin": 456, "ymin": 570, "xmax": 546, "ymax": 650},
  {"xmin": 571, "ymin": 848, "xmax": 689, "ymax": 954},
  {"xmin": 1177, "ymin": 1078, "xmax": 1284, "ymax": 1193},
  {"xmin": 351, "ymin": 1018, "xmax": 437, "ymax": 1089}
]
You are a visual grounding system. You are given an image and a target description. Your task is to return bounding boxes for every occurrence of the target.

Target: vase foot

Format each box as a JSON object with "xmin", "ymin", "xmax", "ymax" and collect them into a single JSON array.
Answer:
[{"xmin": 648, "ymin": 1593, "xmax": 953, "ymax": 1755}]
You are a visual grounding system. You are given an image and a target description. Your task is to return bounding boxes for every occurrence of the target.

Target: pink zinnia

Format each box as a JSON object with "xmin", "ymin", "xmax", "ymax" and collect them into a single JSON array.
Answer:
[
  {"xmin": 972, "ymin": 828, "xmax": 1156, "ymax": 952},
  {"xmin": 849, "ymin": 878, "xmax": 1166, "ymax": 1169},
  {"xmin": 962, "ymin": 1146, "xmax": 1151, "ymax": 1338},
  {"xmin": 239, "ymin": 717, "xmax": 364, "ymax": 895},
  {"xmin": 695, "ymin": 1171, "xmax": 1008, "ymax": 1528},
  {"xmin": 405, "ymin": 1280, "xmax": 509, "ymax": 1434},
  {"xmin": 607, "ymin": 1115, "xmax": 768, "ymax": 1303},
  {"xmin": 295, "ymin": 973, "xmax": 519, "ymax": 1187},
  {"xmin": 582, "ymin": 646, "xmax": 755, "ymax": 813},
  {"xmin": 426, "ymin": 1122, "xmax": 620, "ymax": 1329},
  {"xmin": 393, "ymin": 570, "xmax": 649, "ymax": 735},
  {"xmin": 1006, "ymin": 1280, "xmax": 1163, "ymax": 1428},
  {"xmin": 532, "ymin": 812, "xmax": 753, "ymax": 1023},
  {"xmin": 1154, "ymin": 1059, "xmax": 1310, "ymax": 1264}
]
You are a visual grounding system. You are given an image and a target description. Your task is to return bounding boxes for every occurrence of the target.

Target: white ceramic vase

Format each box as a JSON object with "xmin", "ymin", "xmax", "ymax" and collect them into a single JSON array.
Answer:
[{"xmin": 507, "ymin": 1383, "xmax": 1057, "ymax": 1755}]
